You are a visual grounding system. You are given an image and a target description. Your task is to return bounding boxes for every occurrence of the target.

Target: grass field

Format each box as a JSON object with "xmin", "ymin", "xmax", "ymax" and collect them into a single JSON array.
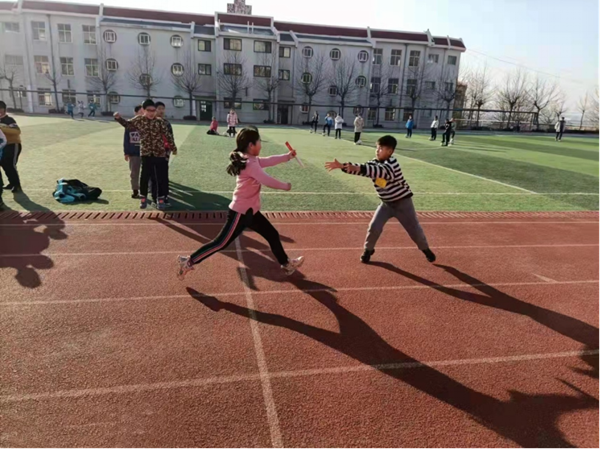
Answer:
[{"xmin": 1, "ymin": 115, "xmax": 598, "ymax": 212}]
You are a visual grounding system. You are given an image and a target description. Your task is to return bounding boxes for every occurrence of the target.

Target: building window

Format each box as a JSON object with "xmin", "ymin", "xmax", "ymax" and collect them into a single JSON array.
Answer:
[
  {"xmin": 103, "ymin": 30, "xmax": 117, "ymax": 43},
  {"xmin": 5, "ymin": 55, "xmax": 23, "ymax": 65},
  {"xmin": 373, "ymin": 48, "xmax": 383, "ymax": 65},
  {"xmin": 390, "ymin": 49, "xmax": 402, "ymax": 66},
  {"xmin": 300, "ymin": 104, "xmax": 309, "ymax": 113},
  {"xmin": 171, "ymin": 35, "xmax": 183, "ymax": 48},
  {"xmin": 140, "ymin": 74, "xmax": 152, "ymax": 85},
  {"xmin": 384, "ymin": 108, "xmax": 396, "ymax": 121},
  {"xmin": 31, "ymin": 21, "xmax": 46, "ymax": 41},
  {"xmin": 370, "ymin": 76, "xmax": 380, "ymax": 93},
  {"xmin": 173, "ymin": 96, "xmax": 185, "ymax": 108},
  {"xmin": 224, "ymin": 63, "xmax": 242, "ymax": 76},
  {"xmin": 408, "ymin": 50, "xmax": 421, "ymax": 67},
  {"xmin": 330, "ymin": 48, "xmax": 341, "ymax": 61},
  {"xmin": 254, "ymin": 41, "xmax": 272, "ymax": 53},
  {"xmin": 87, "ymin": 91, "xmax": 100, "ymax": 105},
  {"xmin": 425, "ymin": 81, "xmax": 436, "ymax": 90},
  {"xmin": 2, "ymin": 22, "xmax": 20, "ymax": 33},
  {"xmin": 448, "ymin": 55, "xmax": 458, "ymax": 65},
  {"xmin": 445, "ymin": 82, "xmax": 454, "ymax": 92},
  {"xmin": 328, "ymin": 85, "xmax": 338, "ymax": 97},
  {"xmin": 279, "ymin": 46, "xmax": 291, "ymax": 58},
  {"xmin": 108, "ymin": 92, "xmax": 120, "ymax": 104},
  {"xmin": 85, "ymin": 58, "xmax": 99, "ymax": 77},
  {"xmin": 278, "ymin": 69, "xmax": 290, "ymax": 81},
  {"xmin": 37, "ymin": 88, "xmax": 52, "ymax": 106},
  {"xmin": 423, "ymin": 108, "xmax": 432, "ymax": 117},
  {"xmin": 224, "ymin": 97, "xmax": 242, "ymax": 109},
  {"xmin": 62, "ymin": 89, "xmax": 76, "ymax": 104},
  {"xmin": 353, "ymin": 106, "xmax": 363, "ymax": 115},
  {"xmin": 357, "ymin": 50, "xmax": 369, "ymax": 63},
  {"xmin": 57, "ymin": 24, "xmax": 72, "ymax": 43},
  {"xmin": 403, "ymin": 109, "xmax": 413, "ymax": 121},
  {"xmin": 83, "ymin": 25, "xmax": 96, "ymax": 44},
  {"xmin": 367, "ymin": 107, "xmax": 377, "ymax": 121},
  {"xmin": 301, "ymin": 72, "xmax": 312, "ymax": 84},
  {"xmin": 198, "ymin": 40, "xmax": 211, "ymax": 52},
  {"xmin": 355, "ymin": 76, "xmax": 367, "ymax": 88},
  {"xmin": 253, "ymin": 99, "xmax": 267, "ymax": 110},
  {"xmin": 198, "ymin": 64, "xmax": 211, "ymax": 75},
  {"xmin": 105, "ymin": 58, "xmax": 118, "ymax": 71},
  {"xmin": 253, "ymin": 65, "xmax": 271, "ymax": 77},
  {"xmin": 406, "ymin": 79, "xmax": 417, "ymax": 96},
  {"xmin": 302, "ymin": 46, "xmax": 313, "ymax": 58},
  {"xmin": 428, "ymin": 54, "xmax": 439, "ymax": 64},
  {"xmin": 60, "ymin": 57, "xmax": 74, "ymax": 76},
  {"xmin": 34, "ymin": 55, "xmax": 50, "ymax": 74},
  {"xmin": 138, "ymin": 32, "xmax": 151, "ymax": 45},
  {"xmin": 224, "ymin": 38, "xmax": 242, "ymax": 51},
  {"xmin": 388, "ymin": 78, "xmax": 399, "ymax": 95},
  {"xmin": 171, "ymin": 63, "xmax": 184, "ymax": 76}
]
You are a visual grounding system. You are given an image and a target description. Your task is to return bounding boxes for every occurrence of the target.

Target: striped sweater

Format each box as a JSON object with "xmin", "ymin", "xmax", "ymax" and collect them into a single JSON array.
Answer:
[{"xmin": 343, "ymin": 157, "xmax": 413, "ymax": 202}]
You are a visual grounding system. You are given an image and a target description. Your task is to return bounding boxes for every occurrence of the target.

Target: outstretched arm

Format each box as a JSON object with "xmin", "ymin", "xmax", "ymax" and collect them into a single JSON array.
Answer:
[
  {"xmin": 248, "ymin": 163, "xmax": 291, "ymax": 191},
  {"xmin": 113, "ymin": 112, "xmax": 139, "ymax": 131},
  {"xmin": 325, "ymin": 159, "xmax": 394, "ymax": 181},
  {"xmin": 258, "ymin": 150, "xmax": 295, "ymax": 168}
]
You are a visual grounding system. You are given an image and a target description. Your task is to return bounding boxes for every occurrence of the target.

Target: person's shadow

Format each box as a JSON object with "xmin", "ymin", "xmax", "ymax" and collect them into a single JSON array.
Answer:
[
  {"xmin": 0, "ymin": 193, "xmax": 67, "ymax": 288},
  {"xmin": 167, "ymin": 182, "xmax": 231, "ymax": 211}
]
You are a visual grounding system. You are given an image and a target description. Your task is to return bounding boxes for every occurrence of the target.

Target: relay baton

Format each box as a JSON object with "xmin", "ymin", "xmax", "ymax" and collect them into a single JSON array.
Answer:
[{"xmin": 285, "ymin": 141, "xmax": 304, "ymax": 168}]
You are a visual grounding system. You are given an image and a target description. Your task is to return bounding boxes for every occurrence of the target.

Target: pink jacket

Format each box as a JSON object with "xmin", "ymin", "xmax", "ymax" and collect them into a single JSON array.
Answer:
[
  {"xmin": 227, "ymin": 113, "xmax": 238, "ymax": 127},
  {"xmin": 229, "ymin": 153, "xmax": 292, "ymax": 214}
]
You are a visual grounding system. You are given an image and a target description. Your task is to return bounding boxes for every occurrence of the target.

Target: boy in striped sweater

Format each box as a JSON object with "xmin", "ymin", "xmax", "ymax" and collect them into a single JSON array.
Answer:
[{"xmin": 325, "ymin": 135, "xmax": 436, "ymax": 264}]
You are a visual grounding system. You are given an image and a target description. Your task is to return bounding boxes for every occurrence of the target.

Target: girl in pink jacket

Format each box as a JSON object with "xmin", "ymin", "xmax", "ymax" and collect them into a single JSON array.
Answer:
[
  {"xmin": 226, "ymin": 109, "xmax": 238, "ymax": 138},
  {"xmin": 177, "ymin": 127, "xmax": 304, "ymax": 279}
]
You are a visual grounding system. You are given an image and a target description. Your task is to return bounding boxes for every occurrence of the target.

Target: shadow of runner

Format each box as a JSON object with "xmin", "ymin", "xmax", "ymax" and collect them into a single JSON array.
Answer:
[
  {"xmin": 167, "ymin": 181, "xmax": 231, "ymax": 211},
  {"xmin": 0, "ymin": 193, "xmax": 67, "ymax": 288}
]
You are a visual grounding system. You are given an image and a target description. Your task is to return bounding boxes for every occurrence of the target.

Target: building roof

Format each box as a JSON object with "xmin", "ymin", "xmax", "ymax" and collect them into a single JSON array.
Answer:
[
  {"xmin": 101, "ymin": 17, "xmax": 190, "ymax": 29},
  {"xmin": 432, "ymin": 36, "xmax": 466, "ymax": 49},
  {"xmin": 194, "ymin": 25, "xmax": 215, "ymax": 36},
  {"xmin": 295, "ymin": 34, "xmax": 370, "ymax": 44},
  {"xmin": 221, "ymin": 24, "xmax": 274, "ymax": 35},
  {"xmin": 279, "ymin": 32, "xmax": 294, "ymax": 42},
  {"xmin": 103, "ymin": 6, "xmax": 213, "ymax": 25},
  {"xmin": 217, "ymin": 12, "xmax": 271, "ymax": 27},
  {"xmin": 275, "ymin": 21, "xmax": 368, "ymax": 38},
  {"xmin": 0, "ymin": 2, "xmax": 16, "ymax": 10},
  {"xmin": 433, "ymin": 36, "xmax": 448, "ymax": 46},
  {"xmin": 22, "ymin": 0, "xmax": 99, "ymax": 14},
  {"xmin": 449, "ymin": 38, "xmax": 466, "ymax": 49},
  {"xmin": 370, "ymin": 29, "xmax": 428, "ymax": 42}
]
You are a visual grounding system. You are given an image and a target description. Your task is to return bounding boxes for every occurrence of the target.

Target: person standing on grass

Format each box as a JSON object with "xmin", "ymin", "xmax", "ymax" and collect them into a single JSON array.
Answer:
[
  {"xmin": 66, "ymin": 102, "xmax": 74, "ymax": 119},
  {"xmin": 114, "ymin": 99, "xmax": 177, "ymax": 211},
  {"xmin": 155, "ymin": 101, "xmax": 175, "ymax": 205},
  {"xmin": 405, "ymin": 115, "xmax": 414, "ymax": 138},
  {"xmin": 227, "ymin": 109, "xmax": 238, "ymax": 138},
  {"xmin": 322, "ymin": 113, "xmax": 333, "ymax": 136},
  {"xmin": 77, "ymin": 100, "xmax": 85, "ymax": 118},
  {"xmin": 430, "ymin": 115, "xmax": 439, "ymax": 141},
  {"xmin": 0, "ymin": 100, "xmax": 23, "ymax": 193},
  {"xmin": 555, "ymin": 117, "xmax": 566, "ymax": 141},
  {"xmin": 325, "ymin": 135, "xmax": 436, "ymax": 264},
  {"xmin": 123, "ymin": 105, "xmax": 144, "ymax": 199},
  {"xmin": 88, "ymin": 101, "xmax": 96, "ymax": 117},
  {"xmin": 449, "ymin": 118, "xmax": 456, "ymax": 145},
  {"xmin": 353, "ymin": 113, "xmax": 364, "ymax": 145},
  {"xmin": 176, "ymin": 127, "xmax": 304, "ymax": 280},
  {"xmin": 310, "ymin": 111, "xmax": 319, "ymax": 133},
  {"xmin": 441, "ymin": 119, "xmax": 451, "ymax": 146},
  {"xmin": 334, "ymin": 114, "xmax": 344, "ymax": 139}
]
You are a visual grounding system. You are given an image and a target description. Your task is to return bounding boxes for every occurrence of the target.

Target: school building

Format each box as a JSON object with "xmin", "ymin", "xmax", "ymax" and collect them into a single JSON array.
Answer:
[{"xmin": 0, "ymin": 0, "xmax": 466, "ymax": 126}]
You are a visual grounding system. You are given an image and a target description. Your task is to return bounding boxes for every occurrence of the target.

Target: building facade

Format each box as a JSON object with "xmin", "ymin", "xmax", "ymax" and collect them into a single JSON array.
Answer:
[{"xmin": 0, "ymin": 0, "xmax": 466, "ymax": 126}]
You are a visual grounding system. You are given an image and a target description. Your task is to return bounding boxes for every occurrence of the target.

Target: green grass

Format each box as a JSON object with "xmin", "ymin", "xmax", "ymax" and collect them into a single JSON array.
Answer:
[{"xmin": 1, "ymin": 115, "xmax": 598, "ymax": 212}]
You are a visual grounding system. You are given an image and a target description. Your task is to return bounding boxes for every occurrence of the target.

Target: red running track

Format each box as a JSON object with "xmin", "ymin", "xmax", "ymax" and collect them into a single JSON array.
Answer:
[{"xmin": 0, "ymin": 212, "xmax": 598, "ymax": 447}]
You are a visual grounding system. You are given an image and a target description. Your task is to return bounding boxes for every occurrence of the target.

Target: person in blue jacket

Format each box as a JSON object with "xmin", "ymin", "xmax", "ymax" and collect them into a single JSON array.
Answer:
[
  {"xmin": 124, "ymin": 105, "xmax": 144, "ymax": 198},
  {"xmin": 406, "ymin": 115, "xmax": 414, "ymax": 138}
]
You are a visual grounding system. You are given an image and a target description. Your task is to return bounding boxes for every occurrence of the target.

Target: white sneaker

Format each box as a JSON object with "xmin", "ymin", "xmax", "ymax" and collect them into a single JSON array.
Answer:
[
  {"xmin": 282, "ymin": 256, "xmax": 304, "ymax": 276},
  {"xmin": 450, "ymin": 139, "xmax": 455, "ymax": 145},
  {"xmin": 357, "ymin": 140, "xmax": 362, "ymax": 145},
  {"xmin": 176, "ymin": 255, "xmax": 194, "ymax": 280}
]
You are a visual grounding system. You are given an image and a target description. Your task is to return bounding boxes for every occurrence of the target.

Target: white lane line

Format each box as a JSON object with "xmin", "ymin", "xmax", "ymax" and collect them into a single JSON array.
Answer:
[
  {"xmin": 2, "ymin": 349, "xmax": 596, "ymax": 403},
  {"xmin": 533, "ymin": 274, "xmax": 558, "ymax": 283},
  {"xmin": 1, "ymin": 243, "xmax": 597, "ymax": 258},
  {"xmin": 235, "ymin": 239, "xmax": 283, "ymax": 448},
  {"xmin": 2, "ymin": 280, "xmax": 597, "ymax": 307}
]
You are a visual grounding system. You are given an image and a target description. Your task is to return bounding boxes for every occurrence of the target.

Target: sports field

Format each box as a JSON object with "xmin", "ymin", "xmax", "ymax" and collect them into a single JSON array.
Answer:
[{"xmin": 1, "ymin": 115, "xmax": 598, "ymax": 212}]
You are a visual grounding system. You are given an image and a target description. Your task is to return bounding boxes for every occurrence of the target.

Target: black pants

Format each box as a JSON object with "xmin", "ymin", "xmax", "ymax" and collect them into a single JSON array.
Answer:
[
  {"xmin": 335, "ymin": 129, "xmax": 341, "ymax": 139},
  {"xmin": 430, "ymin": 128, "xmax": 437, "ymax": 140},
  {"xmin": 190, "ymin": 208, "xmax": 289, "ymax": 266},
  {"xmin": 140, "ymin": 156, "xmax": 168, "ymax": 200},
  {"xmin": 556, "ymin": 131, "xmax": 563, "ymax": 140},
  {"xmin": 406, "ymin": 128, "xmax": 413, "ymax": 138},
  {"xmin": 68, "ymin": 111, "xmax": 74, "ymax": 119},
  {"xmin": 228, "ymin": 126, "xmax": 236, "ymax": 136},
  {"xmin": 88, "ymin": 110, "xmax": 95, "ymax": 117},
  {"xmin": 1, "ymin": 143, "xmax": 22, "ymax": 188},
  {"xmin": 207, "ymin": 130, "xmax": 218, "ymax": 135},
  {"xmin": 323, "ymin": 124, "xmax": 331, "ymax": 136},
  {"xmin": 354, "ymin": 132, "xmax": 361, "ymax": 143},
  {"xmin": 312, "ymin": 121, "xmax": 318, "ymax": 132},
  {"xmin": 442, "ymin": 132, "xmax": 451, "ymax": 145}
]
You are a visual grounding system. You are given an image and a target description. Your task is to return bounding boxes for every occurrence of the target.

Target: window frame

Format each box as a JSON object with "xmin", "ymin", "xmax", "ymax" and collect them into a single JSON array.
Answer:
[
  {"xmin": 198, "ymin": 39, "xmax": 212, "ymax": 52},
  {"xmin": 427, "ymin": 54, "xmax": 439, "ymax": 64},
  {"xmin": 278, "ymin": 69, "xmax": 290, "ymax": 81},
  {"xmin": 302, "ymin": 46, "xmax": 313, "ymax": 58},
  {"xmin": 138, "ymin": 32, "xmax": 151, "ymax": 46},
  {"xmin": 301, "ymin": 72, "xmax": 312, "ymax": 84},
  {"xmin": 224, "ymin": 97, "xmax": 242, "ymax": 109},
  {"xmin": 61, "ymin": 89, "xmax": 76, "ymax": 104},
  {"xmin": 82, "ymin": 25, "xmax": 96, "ymax": 45},
  {"xmin": 329, "ymin": 48, "xmax": 341, "ymax": 61},
  {"xmin": 34, "ymin": 55, "xmax": 50, "ymax": 74},
  {"xmin": 254, "ymin": 40, "xmax": 272, "ymax": 53},
  {"xmin": 105, "ymin": 58, "xmax": 118, "ymax": 72},
  {"xmin": 387, "ymin": 78, "xmax": 399, "ymax": 95},
  {"xmin": 367, "ymin": 107, "xmax": 377, "ymax": 121},
  {"xmin": 328, "ymin": 85, "xmax": 338, "ymax": 97},
  {"xmin": 408, "ymin": 50, "xmax": 421, "ymax": 67},
  {"xmin": 355, "ymin": 75, "xmax": 367, "ymax": 88},
  {"xmin": 448, "ymin": 55, "xmax": 458, "ymax": 65},
  {"xmin": 373, "ymin": 48, "xmax": 383, "ymax": 65},
  {"xmin": 390, "ymin": 49, "xmax": 402, "ymax": 66},
  {"xmin": 60, "ymin": 56, "xmax": 74, "ymax": 76},
  {"xmin": 279, "ymin": 46, "xmax": 291, "ymax": 58},
  {"xmin": 357, "ymin": 50, "xmax": 369, "ymax": 63},
  {"xmin": 3, "ymin": 22, "xmax": 20, "ymax": 33},
  {"xmin": 406, "ymin": 78, "xmax": 417, "ymax": 96},
  {"xmin": 224, "ymin": 63, "xmax": 243, "ymax": 76},
  {"xmin": 37, "ymin": 88, "xmax": 52, "ymax": 106},
  {"xmin": 31, "ymin": 21, "xmax": 46, "ymax": 41},
  {"xmin": 253, "ymin": 65, "xmax": 272, "ymax": 78},
  {"xmin": 108, "ymin": 91, "xmax": 120, "ymax": 104},
  {"xmin": 173, "ymin": 96, "xmax": 185, "ymax": 108},
  {"xmin": 253, "ymin": 99, "xmax": 268, "ymax": 110},
  {"xmin": 384, "ymin": 107, "xmax": 396, "ymax": 121},
  {"xmin": 57, "ymin": 23, "xmax": 72, "ymax": 43},
  {"xmin": 198, "ymin": 63, "xmax": 211, "ymax": 76},
  {"xmin": 84, "ymin": 58, "xmax": 99, "ymax": 77},
  {"xmin": 171, "ymin": 63, "xmax": 185, "ymax": 76},
  {"xmin": 224, "ymin": 38, "xmax": 242, "ymax": 51},
  {"xmin": 103, "ymin": 29, "xmax": 117, "ymax": 43},
  {"xmin": 425, "ymin": 80, "xmax": 436, "ymax": 90},
  {"xmin": 4, "ymin": 54, "xmax": 23, "ymax": 66},
  {"xmin": 170, "ymin": 35, "xmax": 183, "ymax": 48},
  {"xmin": 370, "ymin": 76, "xmax": 381, "ymax": 93},
  {"xmin": 300, "ymin": 104, "xmax": 309, "ymax": 113}
]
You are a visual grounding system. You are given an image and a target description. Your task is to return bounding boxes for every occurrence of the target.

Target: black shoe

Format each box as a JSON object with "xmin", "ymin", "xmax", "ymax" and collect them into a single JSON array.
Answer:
[
  {"xmin": 140, "ymin": 197, "xmax": 148, "ymax": 209},
  {"xmin": 360, "ymin": 249, "xmax": 375, "ymax": 264},
  {"xmin": 131, "ymin": 190, "xmax": 139, "ymax": 199},
  {"xmin": 3, "ymin": 184, "xmax": 13, "ymax": 190},
  {"xmin": 423, "ymin": 249, "xmax": 436, "ymax": 263},
  {"xmin": 11, "ymin": 186, "xmax": 22, "ymax": 194}
]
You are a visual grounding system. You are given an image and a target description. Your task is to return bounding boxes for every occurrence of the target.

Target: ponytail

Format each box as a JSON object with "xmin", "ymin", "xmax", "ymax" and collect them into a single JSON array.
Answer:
[{"xmin": 226, "ymin": 127, "xmax": 261, "ymax": 176}]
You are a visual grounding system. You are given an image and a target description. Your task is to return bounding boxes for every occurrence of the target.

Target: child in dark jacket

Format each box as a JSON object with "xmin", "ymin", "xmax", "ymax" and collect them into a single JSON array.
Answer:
[{"xmin": 124, "ymin": 105, "xmax": 143, "ymax": 198}]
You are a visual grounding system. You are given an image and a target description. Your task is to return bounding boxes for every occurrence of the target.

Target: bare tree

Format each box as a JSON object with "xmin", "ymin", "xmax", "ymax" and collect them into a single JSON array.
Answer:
[
  {"xmin": 127, "ymin": 46, "xmax": 162, "ymax": 98},
  {"xmin": 551, "ymin": 88, "xmax": 568, "ymax": 119},
  {"xmin": 530, "ymin": 76, "xmax": 558, "ymax": 130},
  {"xmin": 588, "ymin": 87, "xmax": 599, "ymax": 129},
  {"xmin": 465, "ymin": 64, "xmax": 492, "ymax": 127},
  {"xmin": 403, "ymin": 62, "xmax": 433, "ymax": 126},
  {"xmin": 217, "ymin": 51, "xmax": 252, "ymax": 111},
  {"xmin": 254, "ymin": 53, "xmax": 280, "ymax": 122},
  {"xmin": 0, "ymin": 59, "xmax": 24, "ymax": 109},
  {"xmin": 329, "ymin": 55, "xmax": 359, "ymax": 117},
  {"xmin": 576, "ymin": 92, "xmax": 589, "ymax": 130},
  {"xmin": 435, "ymin": 66, "xmax": 459, "ymax": 120},
  {"xmin": 295, "ymin": 51, "xmax": 328, "ymax": 119},
  {"xmin": 171, "ymin": 48, "xmax": 204, "ymax": 117},
  {"xmin": 44, "ymin": 58, "xmax": 62, "ymax": 110},
  {"xmin": 89, "ymin": 46, "xmax": 118, "ymax": 112},
  {"xmin": 496, "ymin": 68, "xmax": 529, "ymax": 128},
  {"xmin": 369, "ymin": 64, "xmax": 395, "ymax": 126}
]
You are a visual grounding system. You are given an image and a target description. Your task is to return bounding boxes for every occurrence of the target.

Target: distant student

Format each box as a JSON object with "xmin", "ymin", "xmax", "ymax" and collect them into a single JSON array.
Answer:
[
  {"xmin": 77, "ymin": 101, "xmax": 85, "ymax": 118},
  {"xmin": 227, "ymin": 109, "xmax": 239, "ymax": 138},
  {"xmin": 123, "ymin": 105, "xmax": 144, "ymax": 198},
  {"xmin": 322, "ymin": 113, "xmax": 333, "ymax": 136},
  {"xmin": 430, "ymin": 115, "xmax": 439, "ymax": 141},
  {"xmin": 441, "ymin": 119, "xmax": 451, "ymax": 146},
  {"xmin": 310, "ymin": 111, "xmax": 319, "ymax": 133},
  {"xmin": 66, "ymin": 102, "xmax": 74, "ymax": 119},
  {"xmin": 353, "ymin": 113, "xmax": 364, "ymax": 145},
  {"xmin": 555, "ymin": 117, "xmax": 566, "ymax": 141},
  {"xmin": 325, "ymin": 135, "xmax": 436, "ymax": 264},
  {"xmin": 207, "ymin": 117, "xmax": 219, "ymax": 135},
  {"xmin": 88, "ymin": 101, "xmax": 96, "ymax": 117},
  {"xmin": 405, "ymin": 115, "xmax": 414, "ymax": 138},
  {"xmin": 334, "ymin": 114, "xmax": 344, "ymax": 139},
  {"xmin": 449, "ymin": 118, "xmax": 456, "ymax": 145},
  {"xmin": 176, "ymin": 127, "xmax": 304, "ymax": 280}
]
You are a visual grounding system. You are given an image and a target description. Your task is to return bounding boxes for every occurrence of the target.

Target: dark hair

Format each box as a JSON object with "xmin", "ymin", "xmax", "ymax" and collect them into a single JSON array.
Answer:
[
  {"xmin": 226, "ymin": 128, "xmax": 261, "ymax": 176},
  {"xmin": 142, "ymin": 99, "xmax": 155, "ymax": 109},
  {"xmin": 134, "ymin": 105, "xmax": 143, "ymax": 113},
  {"xmin": 155, "ymin": 101, "xmax": 166, "ymax": 108},
  {"xmin": 377, "ymin": 135, "xmax": 397, "ymax": 150},
  {"xmin": 0, "ymin": 100, "xmax": 6, "ymax": 110}
]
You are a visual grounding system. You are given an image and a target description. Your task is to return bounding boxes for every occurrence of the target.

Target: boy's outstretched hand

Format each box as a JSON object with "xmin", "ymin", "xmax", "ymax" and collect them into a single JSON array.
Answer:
[
  {"xmin": 325, "ymin": 159, "xmax": 343, "ymax": 171},
  {"xmin": 113, "ymin": 112, "xmax": 121, "ymax": 119}
]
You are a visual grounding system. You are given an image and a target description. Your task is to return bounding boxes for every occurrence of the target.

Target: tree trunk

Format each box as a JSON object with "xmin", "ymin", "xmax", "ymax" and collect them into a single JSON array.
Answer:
[
  {"xmin": 267, "ymin": 92, "xmax": 272, "ymax": 122},
  {"xmin": 507, "ymin": 106, "xmax": 514, "ymax": 129},
  {"xmin": 579, "ymin": 113, "xmax": 585, "ymax": 130},
  {"xmin": 7, "ymin": 80, "xmax": 17, "ymax": 109},
  {"xmin": 53, "ymin": 82, "xmax": 60, "ymax": 111},
  {"xmin": 476, "ymin": 106, "xmax": 481, "ymax": 128},
  {"xmin": 104, "ymin": 90, "xmax": 110, "ymax": 112},
  {"xmin": 189, "ymin": 92, "xmax": 194, "ymax": 117},
  {"xmin": 307, "ymin": 97, "xmax": 313, "ymax": 122}
]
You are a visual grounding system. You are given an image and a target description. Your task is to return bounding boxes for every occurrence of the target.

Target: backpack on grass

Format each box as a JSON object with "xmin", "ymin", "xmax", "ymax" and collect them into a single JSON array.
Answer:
[{"xmin": 53, "ymin": 178, "xmax": 102, "ymax": 203}]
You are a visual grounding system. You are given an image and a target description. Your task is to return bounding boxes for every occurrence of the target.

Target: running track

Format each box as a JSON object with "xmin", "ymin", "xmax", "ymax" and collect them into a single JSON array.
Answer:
[{"xmin": 1, "ymin": 211, "xmax": 598, "ymax": 447}]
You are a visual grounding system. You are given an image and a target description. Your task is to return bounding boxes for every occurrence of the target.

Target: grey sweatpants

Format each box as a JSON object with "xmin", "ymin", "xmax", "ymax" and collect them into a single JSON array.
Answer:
[
  {"xmin": 365, "ymin": 197, "xmax": 429, "ymax": 251},
  {"xmin": 128, "ymin": 156, "xmax": 141, "ymax": 191}
]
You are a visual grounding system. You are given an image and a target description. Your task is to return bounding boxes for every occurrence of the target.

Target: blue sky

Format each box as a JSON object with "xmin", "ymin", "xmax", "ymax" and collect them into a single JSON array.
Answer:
[{"xmin": 77, "ymin": 0, "xmax": 598, "ymax": 113}]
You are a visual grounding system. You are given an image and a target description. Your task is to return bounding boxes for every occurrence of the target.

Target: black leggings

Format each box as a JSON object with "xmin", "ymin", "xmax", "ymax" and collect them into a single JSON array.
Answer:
[
  {"xmin": 0, "ymin": 143, "xmax": 22, "ymax": 188},
  {"xmin": 430, "ymin": 128, "xmax": 437, "ymax": 140},
  {"xmin": 406, "ymin": 128, "xmax": 413, "ymax": 138},
  {"xmin": 312, "ymin": 121, "xmax": 318, "ymax": 132},
  {"xmin": 335, "ymin": 129, "xmax": 341, "ymax": 139},
  {"xmin": 354, "ymin": 132, "xmax": 361, "ymax": 143},
  {"xmin": 190, "ymin": 208, "xmax": 289, "ymax": 266},
  {"xmin": 140, "ymin": 156, "xmax": 168, "ymax": 200},
  {"xmin": 228, "ymin": 126, "xmax": 236, "ymax": 136},
  {"xmin": 323, "ymin": 124, "xmax": 331, "ymax": 136}
]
